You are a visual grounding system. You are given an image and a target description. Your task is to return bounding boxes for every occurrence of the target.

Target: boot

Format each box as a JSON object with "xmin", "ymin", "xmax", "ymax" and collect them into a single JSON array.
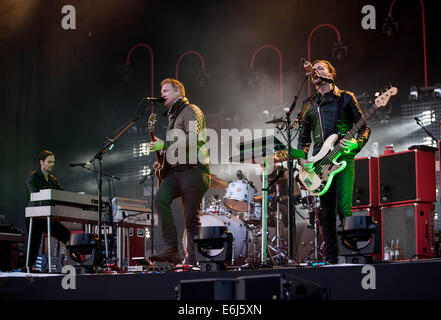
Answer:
[{"xmin": 149, "ymin": 247, "xmax": 181, "ymax": 264}]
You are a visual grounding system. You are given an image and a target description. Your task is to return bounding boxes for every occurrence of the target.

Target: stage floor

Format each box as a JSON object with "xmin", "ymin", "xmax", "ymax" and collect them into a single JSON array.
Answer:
[{"xmin": 1, "ymin": 258, "xmax": 441, "ymax": 301}]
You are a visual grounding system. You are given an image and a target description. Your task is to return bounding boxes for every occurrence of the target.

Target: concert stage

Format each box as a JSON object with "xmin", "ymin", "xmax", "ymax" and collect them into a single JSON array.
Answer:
[{"xmin": 1, "ymin": 258, "xmax": 441, "ymax": 301}]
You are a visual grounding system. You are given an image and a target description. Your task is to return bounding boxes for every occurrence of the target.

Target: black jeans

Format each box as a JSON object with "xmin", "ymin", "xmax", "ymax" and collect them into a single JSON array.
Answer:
[
  {"xmin": 26, "ymin": 218, "xmax": 71, "ymax": 267},
  {"xmin": 318, "ymin": 158, "xmax": 355, "ymax": 262},
  {"xmin": 155, "ymin": 166, "xmax": 210, "ymax": 263}
]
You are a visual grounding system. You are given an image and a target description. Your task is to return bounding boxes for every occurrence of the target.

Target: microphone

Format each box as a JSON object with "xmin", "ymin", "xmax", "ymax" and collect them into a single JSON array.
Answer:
[
  {"xmin": 301, "ymin": 58, "xmax": 334, "ymax": 83},
  {"xmin": 144, "ymin": 97, "xmax": 165, "ymax": 102},
  {"xmin": 414, "ymin": 117, "xmax": 421, "ymax": 123},
  {"xmin": 70, "ymin": 162, "xmax": 89, "ymax": 167},
  {"xmin": 236, "ymin": 170, "xmax": 244, "ymax": 180}
]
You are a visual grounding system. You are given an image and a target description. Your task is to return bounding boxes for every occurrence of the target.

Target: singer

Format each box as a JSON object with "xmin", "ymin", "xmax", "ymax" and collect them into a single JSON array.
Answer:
[
  {"xmin": 24, "ymin": 150, "xmax": 71, "ymax": 266},
  {"xmin": 297, "ymin": 60, "xmax": 371, "ymax": 264},
  {"xmin": 146, "ymin": 78, "xmax": 210, "ymax": 265}
]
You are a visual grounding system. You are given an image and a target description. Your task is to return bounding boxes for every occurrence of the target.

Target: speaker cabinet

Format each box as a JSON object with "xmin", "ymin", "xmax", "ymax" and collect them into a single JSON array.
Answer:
[
  {"xmin": 234, "ymin": 273, "xmax": 327, "ymax": 300},
  {"xmin": 352, "ymin": 157, "xmax": 379, "ymax": 208},
  {"xmin": 381, "ymin": 203, "xmax": 435, "ymax": 260},
  {"xmin": 379, "ymin": 149, "xmax": 436, "ymax": 206}
]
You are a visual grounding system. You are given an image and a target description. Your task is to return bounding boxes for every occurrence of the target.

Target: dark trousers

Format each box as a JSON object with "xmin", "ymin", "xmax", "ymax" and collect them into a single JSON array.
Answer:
[
  {"xmin": 155, "ymin": 166, "xmax": 210, "ymax": 263},
  {"xmin": 26, "ymin": 218, "xmax": 71, "ymax": 267},
  {"xmin": 318, "ymin": 158, "xmax": 355, "ymax": 262}
]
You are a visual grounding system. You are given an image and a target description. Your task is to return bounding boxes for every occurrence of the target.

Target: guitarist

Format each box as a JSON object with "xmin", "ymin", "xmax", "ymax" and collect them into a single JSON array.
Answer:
[
  {"xmin": 147, "ymin": 79, "xmax": 210, "ymax": 265},
  {"xmin": 297, "ymin": 60, "xmax": 371, "ymax": 264}
]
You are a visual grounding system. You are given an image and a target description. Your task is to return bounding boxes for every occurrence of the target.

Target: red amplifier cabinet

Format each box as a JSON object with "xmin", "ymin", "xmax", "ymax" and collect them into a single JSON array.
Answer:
[
  {"xmin": 378, "ymin": 149, "xmax": 436, "ymax": 206},
  {"xmin": 381, "ymin": 202, "xmax": 435, "ymax": 260},
  {"xmin": 123, "ymin": 225, "xmax": 147, "ymax": 266},
  {"xmin": 352, "ymin": 156, "xmax": 379, "ymax": 209},
  {"xmin": 352, "ymin": 207, "xmax": 381, "ymax": 261}
]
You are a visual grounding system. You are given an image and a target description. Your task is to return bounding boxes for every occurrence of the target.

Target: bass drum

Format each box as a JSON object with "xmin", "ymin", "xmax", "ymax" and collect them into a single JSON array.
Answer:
[{"xmin": 183, "ymin": 213, "xmax": 252, "ymax": 265}]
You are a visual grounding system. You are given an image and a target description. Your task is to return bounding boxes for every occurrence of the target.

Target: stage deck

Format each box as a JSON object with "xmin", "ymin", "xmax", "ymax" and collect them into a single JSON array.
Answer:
[{"xmin": 1, "ymin": 258, "xmax": 441, "ymax": 301}]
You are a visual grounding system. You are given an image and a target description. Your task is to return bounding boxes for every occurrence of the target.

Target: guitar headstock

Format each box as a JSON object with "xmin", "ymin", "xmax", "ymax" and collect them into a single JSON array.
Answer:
[
  {"xmin": 375, "ymin": 86, "xmax": 398, "ymax": 108},
  {"xmin": 147, "ymin": 113, "xmax": 157, "ymax": 132}
]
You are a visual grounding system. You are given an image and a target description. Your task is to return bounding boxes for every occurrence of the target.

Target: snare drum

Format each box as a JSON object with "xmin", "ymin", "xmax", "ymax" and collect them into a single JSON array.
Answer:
[{"xmin": 223, "ymin": 180, "xmax": 256, "ymax": 212}]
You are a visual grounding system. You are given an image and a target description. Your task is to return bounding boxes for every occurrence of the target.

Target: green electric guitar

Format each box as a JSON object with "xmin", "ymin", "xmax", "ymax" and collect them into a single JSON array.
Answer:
[{"xmin": 298, "ymin": 86, "xmax": 397, "ymax": 196}]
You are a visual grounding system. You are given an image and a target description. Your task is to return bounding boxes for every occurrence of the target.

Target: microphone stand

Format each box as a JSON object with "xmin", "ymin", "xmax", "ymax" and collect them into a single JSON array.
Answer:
[
  {"xmin": 74, "ymin": 101, "xmax": 154, "ymax": 265},
  {"xmin": 280, "ymin": 74, "xmax": 316, "ymax": 263},
  {"xmin": 415, "ymin": 119, "xmax": 439, "ymax": 144}
]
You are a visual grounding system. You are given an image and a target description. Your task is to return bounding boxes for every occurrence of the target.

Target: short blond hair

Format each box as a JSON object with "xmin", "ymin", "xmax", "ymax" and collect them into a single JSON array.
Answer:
[{"xmin": 161, "ymin": 78, "xmax": 186, "ymax": 97}]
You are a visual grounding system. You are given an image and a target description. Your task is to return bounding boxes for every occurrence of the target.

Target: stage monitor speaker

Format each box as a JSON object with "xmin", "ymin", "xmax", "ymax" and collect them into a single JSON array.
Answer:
[
  {"xmin": 353, "ymin": 157, "xmax": 379, "ymax": 208},
  {"xmin": 177, "ymin": 278, "xmax": 235, "ymax": 300},
  {"xmin": 234, "ymin": 273, "xmax": 328, "ymax": 300},
  {"xmin": 379, "ymin": 149, "xmax": 436, "ymax": 206},
  {"xmin": 381, "ymin": 203, "xmax": 435, "ymax": 260}
]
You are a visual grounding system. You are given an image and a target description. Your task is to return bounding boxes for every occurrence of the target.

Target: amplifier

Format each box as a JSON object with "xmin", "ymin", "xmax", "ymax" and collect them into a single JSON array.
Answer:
[
  {"xmin": 381, "ymin": 202, "xmax": 436, "ymax": 260},
  {"xmin": 352, "ymin": 157, "xmax": 379, "ymax": 208},
  {"xmin": 379, "ymin": 149, "xmax": 436, "ymax": 206}
]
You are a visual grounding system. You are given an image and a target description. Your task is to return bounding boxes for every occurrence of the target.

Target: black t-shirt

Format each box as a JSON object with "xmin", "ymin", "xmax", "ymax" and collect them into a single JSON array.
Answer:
[{"xmin": 25, "ymin": 168, "xmax": 62, "ymax": 206}]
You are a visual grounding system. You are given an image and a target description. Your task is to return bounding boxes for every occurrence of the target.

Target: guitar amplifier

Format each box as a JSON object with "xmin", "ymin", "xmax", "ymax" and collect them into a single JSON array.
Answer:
[
  {"xmin": 352, "ymin": 157, "xmax": 379, "ymax": 208},
  {"xmin": 381, "ymin": 203, "xmax": 436, "ymax": 260},
  {"xmin": 378, "ymin": 149, "xmax": 436, "ymax": 206}
]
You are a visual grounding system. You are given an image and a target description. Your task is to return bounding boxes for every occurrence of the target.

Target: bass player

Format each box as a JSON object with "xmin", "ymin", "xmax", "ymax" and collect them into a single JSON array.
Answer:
[{"xmin": 297, "ymin": 60, "xmax": 371, "ymax": 264}]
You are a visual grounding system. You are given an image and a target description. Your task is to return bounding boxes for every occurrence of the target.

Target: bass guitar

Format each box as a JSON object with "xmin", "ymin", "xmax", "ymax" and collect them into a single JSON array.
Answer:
[{"xmin": 298, "ymin": 86, "xmax": 398, "ymax": 196}]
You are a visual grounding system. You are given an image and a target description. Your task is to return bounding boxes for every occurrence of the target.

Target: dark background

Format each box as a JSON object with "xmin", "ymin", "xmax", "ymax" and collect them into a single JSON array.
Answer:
[{"xmin": 1, "ymin": 0, "xmax": 440, "ymax": 231}]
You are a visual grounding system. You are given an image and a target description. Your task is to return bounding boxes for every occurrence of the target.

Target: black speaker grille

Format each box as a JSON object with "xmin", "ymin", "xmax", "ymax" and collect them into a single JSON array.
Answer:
[{"xmin": 379, "ymin": 152, "xmax": 416, "ymax": 204}]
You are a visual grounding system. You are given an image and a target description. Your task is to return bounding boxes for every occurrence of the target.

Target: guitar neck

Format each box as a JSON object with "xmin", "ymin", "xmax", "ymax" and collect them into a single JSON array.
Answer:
[{"xmin": 334, "ymin": 104, "xmax": 377, "ymax": 154}]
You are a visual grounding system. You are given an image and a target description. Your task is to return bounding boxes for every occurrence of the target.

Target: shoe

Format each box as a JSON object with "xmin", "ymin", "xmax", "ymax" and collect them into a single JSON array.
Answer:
[
  {"xmin": 149, "ymin": 248, "xmax": 181, "ymax": 264},
  {"xmin": 325, "ymin": 257, "xmax": 339, "ymax": 265}
]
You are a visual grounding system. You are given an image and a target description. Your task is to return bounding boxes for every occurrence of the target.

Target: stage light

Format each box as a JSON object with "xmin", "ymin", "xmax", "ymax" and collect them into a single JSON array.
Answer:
[
  {"xmin": 337, "ymin": 216, "xmax": 379, "ymax": 264},
  {"xmin": 196, "ymin": 68, "xmax": 210, "ymax": 87},
  {"xmin": 382, "ymin": 16, "xmax": 398, "ymax": 37},
  {"xmin": 433, "ymin": 84, "xmax": 441, "ymax": 98},
  {"xmin": 244, "ymin": 68, "xmax": 258, "ymax": 87},
  {"xmin": 66, "ymin": 233, "xmax": 100, "ymax": 274},
  {"xmin": 409, "ymin": 86, "xmax": 419, "ymax": 101},
  {"xmin": 332, "ymin": 39, "xmax": 347, "ymax": 62},
  {"xmin": 194, "ymin": 226, "xmax": 233, "ymax": 271}
]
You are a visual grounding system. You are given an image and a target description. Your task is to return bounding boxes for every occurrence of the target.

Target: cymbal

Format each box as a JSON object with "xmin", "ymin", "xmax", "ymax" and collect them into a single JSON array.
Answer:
[{"xmin": 209, "ymin": 174, "xmax": 228, "ymax": 189}]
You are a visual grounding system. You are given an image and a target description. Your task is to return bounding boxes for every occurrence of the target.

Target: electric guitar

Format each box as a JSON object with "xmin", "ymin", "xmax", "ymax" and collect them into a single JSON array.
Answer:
[
  {"xmin": 298, "ymin": 86, "xmax": 398, "ymax": 196},
  {"xmin": 147, "ymin": 113, "xmax": 169, "ymax": 186}
]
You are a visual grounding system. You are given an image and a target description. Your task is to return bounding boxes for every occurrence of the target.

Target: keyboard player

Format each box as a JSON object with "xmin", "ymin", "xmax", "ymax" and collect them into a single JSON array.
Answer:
[{"xmin": 24, "ymin": 150, "xmax": 71, "ymax": 267}]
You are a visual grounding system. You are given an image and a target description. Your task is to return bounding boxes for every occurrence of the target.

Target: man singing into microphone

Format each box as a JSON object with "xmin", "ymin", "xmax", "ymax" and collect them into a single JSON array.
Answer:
[
  {"xmin": 297, "ymin": 60, "xmax": 370, "ymax": 264},
  {"xmin": 25, "ymin": 150, "xmax": 71, "ymax": 267},
  {"xmin": 147, "ymin": 78, "xmax": 210, "ymax": 265}
]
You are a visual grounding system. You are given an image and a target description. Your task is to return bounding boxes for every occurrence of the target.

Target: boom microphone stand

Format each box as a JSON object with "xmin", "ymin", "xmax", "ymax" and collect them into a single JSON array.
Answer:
[
  {"xmin": 72, "ymin": 100, "xmax": 159, "ymax": 265},
  {"xmin": 271, "ymin": 68, "xmax": 318, "ymax": 263}
]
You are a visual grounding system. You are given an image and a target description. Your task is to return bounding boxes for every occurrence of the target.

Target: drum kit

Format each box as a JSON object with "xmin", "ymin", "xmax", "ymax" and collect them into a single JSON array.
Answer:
[{"xmin": 194, "ymin": 172, "xmax": 292, "ymax": 266}]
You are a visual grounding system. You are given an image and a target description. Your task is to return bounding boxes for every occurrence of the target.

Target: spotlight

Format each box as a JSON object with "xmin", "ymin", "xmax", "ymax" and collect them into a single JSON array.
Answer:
[
  {"xmin": 409, "ymin": 86, "xmax": 419, "ymax": 101},
  {"xmin": 196, "ymin": 68, "xmax": 210, "ymax": 87},
  {"xmin": 382, "ymin": 16, "xmax": 398, "ymax": 37},
  {"xmin": 337, "ymin": 216, "xmax": 379, "ymax": 264},
  {"xmin": 66, "ymin": 233, "xmax": 100, "ymax": 274},
  {"xmin": 244, "ymin": 68, "xmax": 258, "ymax": 87},
  {"xmin": 332, "ymin": 39, "xmax": 348, "ymax": 62},
  {"xmin": 433, "ymin": 84, "xmax": 441, "ymax": 98},
  {"xmin": 194, "ymin": 226, "xmax": 233, "ymax": 271}
]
